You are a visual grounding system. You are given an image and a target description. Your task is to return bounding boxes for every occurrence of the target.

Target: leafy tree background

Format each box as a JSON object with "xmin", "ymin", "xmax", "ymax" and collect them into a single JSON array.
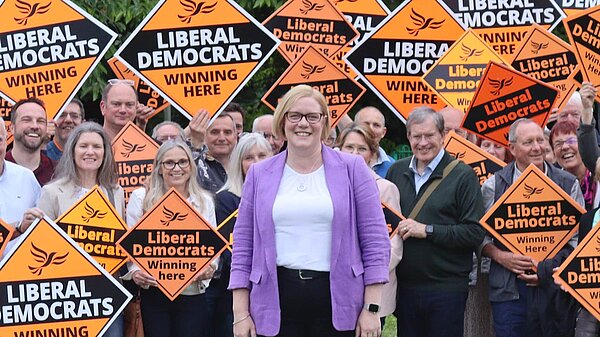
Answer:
[{"xmin": 72, "ymin": 0, "xmax": 569, "ymax": 157}]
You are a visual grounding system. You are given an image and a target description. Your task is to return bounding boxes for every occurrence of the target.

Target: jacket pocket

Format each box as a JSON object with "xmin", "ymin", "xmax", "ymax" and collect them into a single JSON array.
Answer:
[
  {"xmin": 249, "ymin": 270, "xmax": 262, "ymax": 284},
  {"xmin": 352, "ymin": 264, "xmax": 364, "ymax": 277}
]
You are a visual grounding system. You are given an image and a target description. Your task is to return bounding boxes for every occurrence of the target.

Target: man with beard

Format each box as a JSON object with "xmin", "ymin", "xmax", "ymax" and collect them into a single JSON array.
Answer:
[
  {"xmin": 46, "ymin": 98, "xmax": 85, "ymax": 161},
  {"xmin": 6, "ymin": 97, "xmax": 55, "ymax": 186}
]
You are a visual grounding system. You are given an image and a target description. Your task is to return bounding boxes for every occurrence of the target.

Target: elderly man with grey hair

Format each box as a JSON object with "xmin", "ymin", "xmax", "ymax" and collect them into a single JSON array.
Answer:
[
  {"xmin": 386, "ymin": 106, "xmax": 485, "ymax": 337},
  {"xmin": 252, "ymin": 114, "xmax": 284, "ymax": 153},
  {"xmin": 481, "ymin": 118, "xmax": 583, "ymax": 337}
]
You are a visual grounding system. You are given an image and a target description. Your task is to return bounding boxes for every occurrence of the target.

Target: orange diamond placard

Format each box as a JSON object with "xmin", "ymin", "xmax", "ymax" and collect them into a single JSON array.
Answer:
[
  {"xmin": 0, "ymin": 216, "xmax": 131, "ymax": 336},
  {"xmin": 331, "ymin": 0, "xmax": 390, "ymax": 77},
  {"xmin": 423, "ymin": 29, "xmax": 506, "ymax": 112},
  {"xmin": 1, "ymin": 97, "xmax": 13, "ymax": 146},
  {"xmin": 117, "ymin": 188, "xmax": 228, "ymax": 300},
  {"xmin": 112, "ymin": 121, "xmax": 159, "ymax": 203},
  {"xmin": 217, "ymin": 209, "xmax": 237, "ymax": 252},
  {"xmin": 564, "ymin": 6, "xmax": 600, "ymax": 102},
  {"xmin": 107, "ymin": 57, "xmax": 170, "ymax": 120},
  {"xmin": 263, "ymin": 0, "xmax": 359, "ymax": 64},
  {"xmin": 0, "ymin": 218, "xmax": 14, "ymax": 257},
  {"xmin": 510, "ymin": 24, "xmax": 580, "ymax": 112},
  {"xmin": 382, "ymin": 202, "xmax": 403, "ymax": 239},
  {"xmin": 462, "ymin": 61, "xmax": 559, "ymax": 147},
  {"xmin": 0, "ymin": 0, "xmax": 117, "ymax": 120},
  {"xmin": 556, "ymin": 221, "xmax": 600, "ymax": 322},
  {"xmin": 444, "ymin": 130, "xmax": 506, "ymax": 185},
  {"xmin": 262, "ymin": 46, "xmax": 365, "ymax": 127},
  {"xmin": 55, "ymin": 186, "xmax": 129, "ymax": 274},
  {"xmin": 345, "ymin": 0, "xmax": 466, "ymax": 123},
  {"xmin": 442, "ymin": 0, "xmax": 565, "ymax": 58},
  {"xmin": 480, "ymin": 164, "xmax": 585, "ymax": 263},
  {"xmin": 115, "ymin": 0, "xmax": 279, "ymax": 121}
]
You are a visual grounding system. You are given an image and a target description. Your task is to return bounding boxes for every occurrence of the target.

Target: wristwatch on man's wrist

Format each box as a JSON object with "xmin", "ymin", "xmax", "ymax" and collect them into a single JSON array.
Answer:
[
  {"xmin": 363, "ymin": 303, "xmax": 380, "ymax": 314},
  {"xmin": 425, "ymin": 224, "xmax": 434, "ymax": 238}
]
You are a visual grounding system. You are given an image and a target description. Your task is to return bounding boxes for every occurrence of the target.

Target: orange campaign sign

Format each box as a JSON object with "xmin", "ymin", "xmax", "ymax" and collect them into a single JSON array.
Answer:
[
  {"xmin": 217, "ymin": 209, "xmax": 237, "ymax": 252},
  {"xmin": 107, "ymin": 57, "xmax": 169, "ymax": 120},
  {"xmin": 461, "ymin": 61, "xmax": 559, "ymax": 147},
  {"xmin": 422, "ymin": 29, "xmax": 506, "ymax": 112},
  {"xmin": 112, "ymin": 121, "xmax": 159, "ymax": 203},
  {"xmin": 331, "ymin": 0, "xmax": 390, "ymax": 77},
  {"xmin": 263, "ymin": 0, "xmax": 359, "ymax": 64},
  {"xmin": 0, "ymin": 0, "xmax": 117, "ymax": 120},
  {"xmin": 555, "ymin": 220, "xmax": 600, "ymax": 322},
  {"xmin": 55, "ymin": 186, "xmax": 129, "ymax": 274},
  {"xmin": 0, "ymin": 216, "xmax": 131, "ymax": 337},
  {"xmin": 480, "ymin": 164, "xmax": 585, "ymax": 263},
  {"xmin": 382, "ymin": 202, "xmax": 403, "ymax": 239},
  {"xmin": 345, "ymin": 0, "xmax": 466, "ymax": 123},
  {"xmin": 510, "ymin": 24, "xmax": 580, "ymax": 112},
  {"xmin": 441, "ymin": 0, "xmax": 565, "ymax": 58},
  {"xmin": 117, "ymin": 188, "xmax": 228, "ymax": 300},
  {"xmin": 115, "ymin": 0, "xmax": 279, "ymax": 121},
  {"xmin": 564, "ymin": 6, "xmax": 600, "ymax": 102},
  {"xmin": 262, "ymin": 46, "xmax": 366, "ymax": 127},
  {"xmin": 443, "ymin": 130, "xmax": 506, "ymax": 185},
  {"xmin": 0, "ymin": 218, "xmax": 14, "ymax": 257},
  {"xmin": 1, "ymin": 97, "xmax": 13, "ymax": 146},
  {"xmin": 560, "ymin": 1, "xmax": 599, "ymax": 17}
]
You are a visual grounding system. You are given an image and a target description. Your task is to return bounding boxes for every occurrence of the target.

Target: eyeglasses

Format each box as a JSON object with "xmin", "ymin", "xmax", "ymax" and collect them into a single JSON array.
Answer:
[
  {"xmin": 161, "ymin": 159, "xmax": 190, "ymax": 170},
  {"xmin": 58, "ymin": 112, "xmax": 83, "ymax": 121},
  {"xmin": 286, "ymin": 111, "xmax": 324, "ymax": 124},
  {"xmin": 107, "ymin": 79, "xmax": 135, "ymax": 87},
  {"xmin": 553, "ymin": 136, "xmax": 578, "ymax": 148}
]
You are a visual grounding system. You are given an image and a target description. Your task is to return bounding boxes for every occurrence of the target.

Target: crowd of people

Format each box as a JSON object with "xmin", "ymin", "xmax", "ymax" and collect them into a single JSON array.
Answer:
[{"xmin": 2, "ymin": 78, "xmax": 600, "ymax": 337}]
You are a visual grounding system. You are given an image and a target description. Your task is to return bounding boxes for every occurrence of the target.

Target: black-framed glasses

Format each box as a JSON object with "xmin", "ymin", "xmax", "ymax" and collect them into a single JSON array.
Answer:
[
  {"xmin": 58, "ymin": 112, "xmax": 83, "ymax": 121},
  {"xmin": 286, "ymin": 111, "xmax": 324, "ymax": 124},
  {"xmin": 107, "ymin": 79, "xmax": 135, "ymax": 87},
  {"xmin": 161, "ymin": 159, "xmax": 190, "ymax": 170}
]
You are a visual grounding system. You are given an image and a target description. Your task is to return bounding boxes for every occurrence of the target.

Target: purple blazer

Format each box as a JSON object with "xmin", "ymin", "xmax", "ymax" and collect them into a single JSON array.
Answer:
[{"xmin": 229, "ymin": 145, "xmax": 390, "ymax": 336}]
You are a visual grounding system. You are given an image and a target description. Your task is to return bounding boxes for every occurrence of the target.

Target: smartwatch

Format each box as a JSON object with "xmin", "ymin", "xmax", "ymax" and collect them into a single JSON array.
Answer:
[
  {"xmin": 364, "ymin": 303, "xmax": 380, "ymax": 314},
  {"xmin": 425, "ymin": 224, "xmax": 434, "ymax": 238}
]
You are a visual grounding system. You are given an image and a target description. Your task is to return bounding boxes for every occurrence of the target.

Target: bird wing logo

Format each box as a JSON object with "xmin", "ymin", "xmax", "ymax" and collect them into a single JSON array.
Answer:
[
  {"xmin": 81, "ymin": 202, "xmax": 107, "ymax": 223},
  {"xmin": 120, "ymin": 139, "xmax": 147, "ymax": 158},
  {"xmin": 160, "ymin": 206, "xmax": 188, "ymax": 227},
  {"xmin": 448, "ymin": 151, "xmax": 466, "ymax": 160},
  {"xmin": 332, "ymin": 0, "xmax": 358, "ymax": 2},
  {"xmin": 523, "ymin": 183, "xmax": 543, "ymax": 199},
  {"xmin": 299, "ymin": 0, "xmax": 325, "ymax": 15},
  {"xmin": 460, "ymin": 44, "xmax": 483, "ymax": 62},
  {"xmin": 178, "ymin": 0, "xmax": 217, "ymax": 24},
  {"xmin": 406, "ymin": 8, "xmax": 445, "ymax": 37},
  {"xmin": 530, "ymin": 41, "xmax": 549, "ymax": 55},
  {"xmin": 488, "ymin": 77, "xmax": 513, "ymax": 96},
  {"xmin": 596, "ymin": 236, "xmax": 600, "ymax": 252},
  {"xmin": 301, "ymin": 61, "xmax": 326, "ymax": 80},
  {"xmin": 14, "ymin": 0, "xmax": 52, "ymax": 25},
  {"xmin": 28, "ymin": 242, "xmax": 68, "ymax": 276}
]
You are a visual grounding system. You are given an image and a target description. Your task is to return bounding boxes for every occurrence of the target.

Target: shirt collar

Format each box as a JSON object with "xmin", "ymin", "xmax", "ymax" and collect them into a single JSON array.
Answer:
[{"xmin": 409, "ymin": 148, "xmax": 444, "ymax": 175}]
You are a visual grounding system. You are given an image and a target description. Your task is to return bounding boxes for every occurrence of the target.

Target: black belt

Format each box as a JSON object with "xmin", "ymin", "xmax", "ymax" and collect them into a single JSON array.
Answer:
[{"xmin": 277, "ymin": 267, "xmax": 329, "ymax": 280}]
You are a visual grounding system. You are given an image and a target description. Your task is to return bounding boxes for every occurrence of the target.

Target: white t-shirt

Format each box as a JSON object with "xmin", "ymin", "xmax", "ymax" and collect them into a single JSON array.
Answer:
[{"xmin": 273, "ymin": 165, "xmax": 333, "ymax": 271}]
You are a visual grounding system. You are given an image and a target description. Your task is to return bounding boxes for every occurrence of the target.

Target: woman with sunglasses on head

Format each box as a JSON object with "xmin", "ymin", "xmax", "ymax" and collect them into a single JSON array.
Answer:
[
  {"xmin": 206, "ymin": 133, "xmax": 273, "ymax": 337},
  {"xmin": 124, "ymin": 140, "xmax": 216, "ymax": 337},
  {"xmin": 34, "ymin": 122, "xmax": 125, "ymax": 337},
  {"xmin": 229, "ymin": 85, "xmax": 390, "ymax": 337}
]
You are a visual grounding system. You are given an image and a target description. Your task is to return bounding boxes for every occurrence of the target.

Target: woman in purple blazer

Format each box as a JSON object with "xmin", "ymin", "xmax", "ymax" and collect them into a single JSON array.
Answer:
[{"xmin": 229, "ymin": 85, "xmax": 390, "ymax": 337}]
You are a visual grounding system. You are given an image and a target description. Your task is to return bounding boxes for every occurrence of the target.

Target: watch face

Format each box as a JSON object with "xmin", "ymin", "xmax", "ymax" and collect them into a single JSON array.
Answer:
[{"xmin": 367, "ymin": 304, "xmax": 380, "ymax": 313}]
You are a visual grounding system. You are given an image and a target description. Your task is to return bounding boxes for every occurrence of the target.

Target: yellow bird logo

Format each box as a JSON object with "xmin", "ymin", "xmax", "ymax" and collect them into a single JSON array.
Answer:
[
  {"xmin": 488, "ymin": 77, "xmax": 513, "ymax": 96},
  {"xmin": 120, "ymin": 139, "xmax": 146, "ymax": 158},
  {"xmin": 406, "ymin": 8, "xmax": 445, "ymax": 37},
  {"xmin": 523, "ymin": 184, "xmax": 543, "ymax": 199},
  {"xmin": 530, "ymin": 41, "xmax": 549, "ymax": 55},
  {"xmin": 460, "ymin": 44, "xmax": 483, "ymax": 62},
  {"xmin": 160, "ymin": 206, "xmax": 188, "ymax": 227},
  {"xmin": 301, "ymin": 61, "xmax": 326, "ymax": 80},
  {"xmin": 178, "ymin": 0, "xmax": 217, "ymax": 24},
  {"xmin": 81, "ymin": 202, "xmax": 107, "ymax": 223},
  {"xmin": 28, "ymin": 243, "xmax": 68, "ymax": 276},
  {"xmin": 14, "ymin": 0, "xmax": 51, "ymax": 25},
  {"xmin": 300, "ymin": 0, "xmax": 325, "ymax": 15}
]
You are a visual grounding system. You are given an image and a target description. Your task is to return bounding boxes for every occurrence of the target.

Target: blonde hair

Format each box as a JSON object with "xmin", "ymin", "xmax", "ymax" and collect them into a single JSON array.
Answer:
[
  {"xmin": 272, "ymin": 85, "xmax": 330, "ymax": 141},
  {"xmin": 142, "ymin": 140, "xmax": 210, "ymax": 213}
]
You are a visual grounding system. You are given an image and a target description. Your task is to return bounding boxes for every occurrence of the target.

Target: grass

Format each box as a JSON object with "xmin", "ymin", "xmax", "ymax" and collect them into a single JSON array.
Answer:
[{"xmin": 383, "ymin": 315, "xmax": 397, "ymax": 337}]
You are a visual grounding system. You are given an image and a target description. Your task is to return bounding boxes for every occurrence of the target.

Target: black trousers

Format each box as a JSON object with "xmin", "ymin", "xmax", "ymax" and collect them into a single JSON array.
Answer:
[{"xmin": 258, "ymin": 267, "xmax": 354, "ymax": 337}]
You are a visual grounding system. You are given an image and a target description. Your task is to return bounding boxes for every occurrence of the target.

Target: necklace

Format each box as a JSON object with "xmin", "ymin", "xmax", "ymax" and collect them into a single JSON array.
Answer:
[{"xmin": 287, "ymin": 154, "xmax": 322, "ymax": 192}]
